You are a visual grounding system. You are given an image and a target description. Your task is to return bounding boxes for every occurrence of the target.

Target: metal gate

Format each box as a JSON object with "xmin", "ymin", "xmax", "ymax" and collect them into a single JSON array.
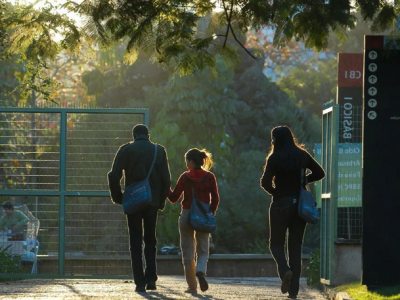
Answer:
[
  {"xmin": 0, "ymin": 107, "xmax": 148, "ymax": 279},
  {"xmin": 320, "ymin": 103, "xmax": 339, "ymax": 285}
]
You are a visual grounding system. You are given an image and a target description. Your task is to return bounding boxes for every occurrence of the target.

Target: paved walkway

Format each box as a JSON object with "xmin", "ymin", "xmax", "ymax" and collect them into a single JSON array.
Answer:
[{"xmin": 0, "ymin": 276, "xmax": 328, "ymax": 300}]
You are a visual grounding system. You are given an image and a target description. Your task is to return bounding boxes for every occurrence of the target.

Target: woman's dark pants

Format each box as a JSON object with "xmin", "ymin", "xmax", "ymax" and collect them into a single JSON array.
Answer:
[{"xmin": 269, "ymin": 199, "xmax": 307, "ymax": 296}]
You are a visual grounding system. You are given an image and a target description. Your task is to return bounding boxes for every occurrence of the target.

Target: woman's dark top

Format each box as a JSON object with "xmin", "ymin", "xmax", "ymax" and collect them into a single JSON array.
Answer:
[{"xmin": 260, "ymin": 149, "xmax": 325, "ymax": 199}]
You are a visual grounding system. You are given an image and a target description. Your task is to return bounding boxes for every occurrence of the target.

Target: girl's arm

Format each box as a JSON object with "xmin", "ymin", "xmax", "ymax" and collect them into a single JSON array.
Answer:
[{"xmin": 168, "ymin": 174, "xmax": 185, "ymax": 203}]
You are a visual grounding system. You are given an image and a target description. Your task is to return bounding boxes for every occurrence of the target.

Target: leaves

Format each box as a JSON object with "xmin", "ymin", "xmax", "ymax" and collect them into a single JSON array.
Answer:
[
  {"xmin": 2, "ymin": 0, "xmax": 399, "ymax": 101},
  {"xmin": 123, "ymin": 47, "xmax": 139, "ymax": 65},
  {"xmin": 305, "ymin": 249, "xmax": 321, "ymax": 287},
  {"xmin": 0, "ymin": 246, "xmax": 22, "ymax": 274}
]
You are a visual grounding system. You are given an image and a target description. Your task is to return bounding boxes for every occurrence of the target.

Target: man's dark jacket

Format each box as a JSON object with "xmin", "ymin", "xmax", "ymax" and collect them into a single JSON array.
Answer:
[{"xmin": 107, "ymin": 135, "xmax": 171, "ymax": 210}]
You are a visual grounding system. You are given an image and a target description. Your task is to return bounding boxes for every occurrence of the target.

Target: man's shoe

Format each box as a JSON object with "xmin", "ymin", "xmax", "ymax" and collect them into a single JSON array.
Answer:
[
  {"xmin": 281, "ymin": 270, "xmax": 293, "ymax": 294},
  {"xmin": 288, "ymin": 295, "xmax": 297, "ymax": 299},
  {"xmin": 146, "ymin": 282, "xmax": 157, "ymax": 290},
  {"xmin": 196, "ymin": 271, "xmax": 209, "ymax": 292},
  {"xmin": 135, "ymin": 286, "xmax": 146, "ymax": 293}
]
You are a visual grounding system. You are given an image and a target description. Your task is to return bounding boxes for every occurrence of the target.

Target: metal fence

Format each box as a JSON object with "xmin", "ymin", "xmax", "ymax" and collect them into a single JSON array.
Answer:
[
  {"xmin": 0, "ymin": 107, "xmax": 147, "ymax": 278},
  {"xmin": 320, "ymin": 104, "xmax": 339, "ymax": 285},
  {"xmin": 319, "ymin": 103, "xmax": 363, "ymax": 285}
]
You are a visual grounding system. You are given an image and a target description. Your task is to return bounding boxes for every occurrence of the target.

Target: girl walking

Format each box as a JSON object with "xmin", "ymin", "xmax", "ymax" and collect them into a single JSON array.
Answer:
[
  {"xmin": 168, "ymin": 148, "xmax": 219, "ymax": 294},
  {"xmin": 260, "ymin": 126, "xmax": 325, "ymax": 299}
]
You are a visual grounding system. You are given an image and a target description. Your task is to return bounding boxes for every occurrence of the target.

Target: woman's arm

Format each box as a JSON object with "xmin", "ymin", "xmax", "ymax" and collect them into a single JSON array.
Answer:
[
  {"xmin": 305, "ymin": 151, "xmax": 325, "ymax": 183},
  {"xmin": 260, "ymin": 156, "xmax": 276, "ymax": 195},
  {"xmin": 167, "ymin": 174, "xmax": 185, "ymax": 203}
]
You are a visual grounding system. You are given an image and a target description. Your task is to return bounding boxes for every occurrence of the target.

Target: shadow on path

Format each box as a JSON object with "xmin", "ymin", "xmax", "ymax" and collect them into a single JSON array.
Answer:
[{"xmin": 59, "ymin": 283, "xmax": 84, "ymax": 296}]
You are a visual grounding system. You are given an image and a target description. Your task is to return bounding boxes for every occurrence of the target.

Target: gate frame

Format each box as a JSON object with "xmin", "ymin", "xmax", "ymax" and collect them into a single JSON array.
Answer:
[
  {"xmin": 0, "ymin": 107, "xmax": 148, "ymax": 279},
  {"xmin": 320, "ymin": 103, "xmax": 339, "ymax": 285}
]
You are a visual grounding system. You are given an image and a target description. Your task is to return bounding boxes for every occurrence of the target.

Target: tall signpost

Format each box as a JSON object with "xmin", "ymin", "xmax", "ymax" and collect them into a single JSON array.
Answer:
[
  {"xmin": 363, "ymin": 36, "xmax": 400, "ymax": 287},
  {"xmin": 337, "ymin": 53, "xmax": 363, "ymax": 209}
]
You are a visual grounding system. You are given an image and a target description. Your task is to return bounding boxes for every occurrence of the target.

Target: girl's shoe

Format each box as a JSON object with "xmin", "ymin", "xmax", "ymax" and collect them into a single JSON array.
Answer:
[
  {"xmin": 185, "ymin": 288, "xmax": 197, "ymax": 294},
  {"xmin": 196, "ymin": 271, "xmax": 209, "ymax": 292}
]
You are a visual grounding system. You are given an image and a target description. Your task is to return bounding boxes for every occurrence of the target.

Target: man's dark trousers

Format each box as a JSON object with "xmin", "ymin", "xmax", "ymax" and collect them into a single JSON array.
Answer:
[{"xmin": 127, "ymin": 205, "xmax": 159, "ymax": 288}]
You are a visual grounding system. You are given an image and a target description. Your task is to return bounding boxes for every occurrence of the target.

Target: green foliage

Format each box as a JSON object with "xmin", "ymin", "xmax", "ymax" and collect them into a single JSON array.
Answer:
[
  {"xmin": 0, "ymin": 245, "xmax": 22, "ymax": 275},
  {"xmin": 245, "ymin": 238, "xmax": 270, "ymax": 254},
  {"xmin": 303, "ymin": 221, "xmax": 320, "ymax": 251},
  {"xmin": 149, "ymin": 58, "xmax": 237, "ymax": 174},
  {"xmin": 334, "ymin": 283, "xmax": 400, "ymax": 300},
  {"xmin": 72, "ymin": 0, "xmax": 399, "ymax": 60},
  {"xmin": 215, "ymin": 150, "xmax": 270, "ymax": 253},
  {"xmin": 277, "ymin": 58, "xmax": 337, "ymax": 116},
  {"xmin": 305, "ymin": 249, "xmax": 321, "ymax": 287},
  {"xmin": 157, "ymin": 202, "xmax": 181, "ymax": 247},
  {"xmin": 2, "ymin": 0, "xmax": 399, "ymax": 101},
  {"xmin": 76, "ymin": 45, "xmax": 323, "ymax": 253},
  {"xmin": 1, "ymin": 1, "xmax": 93, "ymax": 102}
]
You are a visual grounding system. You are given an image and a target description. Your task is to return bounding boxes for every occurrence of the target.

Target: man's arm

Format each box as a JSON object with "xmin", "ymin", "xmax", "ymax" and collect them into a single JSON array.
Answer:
[
  {"xmin": 15, "ymin": 211, "xmax": 29, "ymax": 227},
  {"xmin": 159, "ymin": 146, "xmax": 171, "ymax": 201},
  {"xmin": 107, "ymin": 146, "xmax": 126, "ymax": 205}
]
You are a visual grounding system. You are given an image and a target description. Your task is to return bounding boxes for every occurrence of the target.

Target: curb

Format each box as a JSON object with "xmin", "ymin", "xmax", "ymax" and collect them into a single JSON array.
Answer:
[{"xmin": 327, "ymin": 289, "xmax": 353, "ymax": 300}]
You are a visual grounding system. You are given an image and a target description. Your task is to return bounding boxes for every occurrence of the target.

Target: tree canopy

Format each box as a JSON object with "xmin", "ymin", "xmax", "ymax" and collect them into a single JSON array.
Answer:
[{"xmin": 2, "ymin": 0, "xmax": 399, "ymax": 77}]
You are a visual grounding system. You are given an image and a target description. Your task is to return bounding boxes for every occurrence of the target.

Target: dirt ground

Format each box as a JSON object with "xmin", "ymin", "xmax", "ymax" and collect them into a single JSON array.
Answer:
[{"xmin": 0, "ymin": 276, "xmax": 328, "ymax": 300}]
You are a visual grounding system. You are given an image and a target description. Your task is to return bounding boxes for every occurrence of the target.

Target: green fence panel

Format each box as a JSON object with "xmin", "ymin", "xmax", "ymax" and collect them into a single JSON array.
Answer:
[
  {"xmin": 320, "ymin": 104, "xmax": 339, "ymax": 285},
  {"xmin": 0, "ymin": 107, "xmax": 147, "ymax": 279}
]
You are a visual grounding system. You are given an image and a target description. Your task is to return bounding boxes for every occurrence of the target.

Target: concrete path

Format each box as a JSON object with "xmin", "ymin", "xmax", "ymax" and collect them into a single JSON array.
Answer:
[{"xmin": 0, "ymin": 276, "xmax": 328, "ymax": 300}]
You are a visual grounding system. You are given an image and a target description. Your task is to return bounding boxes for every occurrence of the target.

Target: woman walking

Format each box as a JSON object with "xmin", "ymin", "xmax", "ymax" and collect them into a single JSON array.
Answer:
[
  {"xmin": 260, "ymin": 126, "xmax": 325, "ymax": 299},
  {"xmin": 168, "ymin": 148, "xmax": 219, "ymax": 294}
]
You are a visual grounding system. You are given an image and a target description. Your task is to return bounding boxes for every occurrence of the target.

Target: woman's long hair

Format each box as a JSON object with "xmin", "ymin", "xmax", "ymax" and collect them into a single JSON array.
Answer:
[
  {"xmin": 267, "ymin": 126, "xmax": 305, "ymax": 170},
  {"xmin": 185, "ymin": 148, "xmax": 213, "ymax": 171}
]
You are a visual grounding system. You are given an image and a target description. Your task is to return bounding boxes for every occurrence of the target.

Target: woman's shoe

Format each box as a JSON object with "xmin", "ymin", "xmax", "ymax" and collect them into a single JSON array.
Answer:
[
  {"xmin": 185, "ymin": 288, "xmax": 197, "ymax": 294},
  {"xmin": 281, "ymin": 270, "xmax": 293, "ymax": 294},
  {"xmin": 196, "ymin": 271, "xmax": 209, "ymax": 292},
  {"xmin": 135, "ymin": 286, "xmax": 146, "ymax": 293}
]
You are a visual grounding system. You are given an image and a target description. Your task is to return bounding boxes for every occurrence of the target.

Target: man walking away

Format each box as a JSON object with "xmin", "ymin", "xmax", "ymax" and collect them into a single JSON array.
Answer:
[{"xmin": 108, "ymin": 124, "xmax": 171, "ymax": 293}]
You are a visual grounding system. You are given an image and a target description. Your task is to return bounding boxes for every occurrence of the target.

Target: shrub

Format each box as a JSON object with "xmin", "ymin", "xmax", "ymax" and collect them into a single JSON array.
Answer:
[
  {"xmin": 305, "ymin": 249, "xmax": 321, "ymax": 287},
  {"xmin": 0, "ymin": 245, "xmax": 22, "ymax": 278}
]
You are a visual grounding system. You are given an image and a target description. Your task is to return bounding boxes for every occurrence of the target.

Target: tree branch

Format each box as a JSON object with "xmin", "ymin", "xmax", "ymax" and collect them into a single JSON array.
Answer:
[
  {"xmin": 51, "ymin": 60, "xmax": 70, "ymax": 78},
  {"xmin": 271, "ymin": 0, "xmax": 276, "ymax": 21},
  {"xmin": 221, "ymin": 0, "xmax": 257, "ymax": 59},
  {"xmin": 222, "ymin": 0, "xmax": 234, "ymax": 48},
  {"xmin": 229, "ymin": 25, "xmax": 258, "ymax": 60}
]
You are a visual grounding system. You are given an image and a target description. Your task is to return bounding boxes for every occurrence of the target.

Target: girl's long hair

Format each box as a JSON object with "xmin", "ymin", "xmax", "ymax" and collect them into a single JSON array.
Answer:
[
  {"xmin": 185, "ymin": 148, "xmax": 213, "ymax": 171},
  {"xmin": 267, "ymin": 126, "xmax": 305, "ymax": 170}
]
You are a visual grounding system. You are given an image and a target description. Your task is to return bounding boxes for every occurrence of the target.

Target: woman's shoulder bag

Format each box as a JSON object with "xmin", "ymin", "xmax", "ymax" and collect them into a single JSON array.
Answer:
[
  {"xmin": 298, "ymin": 168, "xmax": 319, "ymax": 224},
  {"xmin": 188, "ymin": 173, "xmax": 217, "ymax": 233}
]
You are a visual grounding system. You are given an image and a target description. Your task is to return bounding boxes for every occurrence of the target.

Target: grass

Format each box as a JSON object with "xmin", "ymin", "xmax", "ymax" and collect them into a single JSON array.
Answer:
[{"xmin": 334, "ymin": 282, "xmax": 400, "ymax": 300}]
